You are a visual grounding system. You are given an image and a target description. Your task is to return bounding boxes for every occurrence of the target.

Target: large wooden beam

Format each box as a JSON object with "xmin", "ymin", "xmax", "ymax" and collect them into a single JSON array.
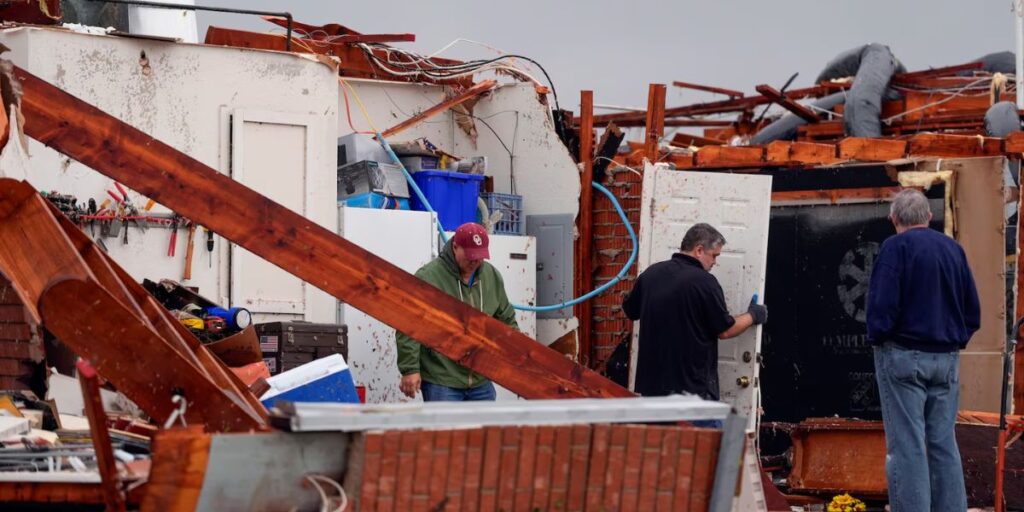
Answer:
[
  {"xmin": 380, "ymin": 79, "xmax": 497, "ymax": 138},
  {"xmin": 644, "ymin": 84, "xmax": 666, "ymax": 160},
  {"xmin": 755, "ymin": 84, "xmax": 819, "ymax": 123},
  {"xmin": 576, "ymin": 90, "xmax": 595, "ymax": 366},
  {"xmin": 11, "ymin": 65, "xmax": 631, "ymax": 400}
]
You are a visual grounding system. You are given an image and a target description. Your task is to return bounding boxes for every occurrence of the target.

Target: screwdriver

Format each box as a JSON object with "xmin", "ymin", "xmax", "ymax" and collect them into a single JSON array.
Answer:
[{"xmin": 205, "ymin": 227, "xmax": 214, "ymax": 268}]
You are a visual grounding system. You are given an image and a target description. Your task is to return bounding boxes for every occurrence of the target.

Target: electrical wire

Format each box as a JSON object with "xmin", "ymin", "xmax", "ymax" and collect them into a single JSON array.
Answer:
[
  {"xmin": 305, "ymin": 474, "xmax": 348, "ymax": 512},
  {"xmin": 595, "ymin": 156, "xmax": 643, "ymax": 179},
  {"xmin": 356, "ymin": 45, "xmax": 560, "ymax": 111}
]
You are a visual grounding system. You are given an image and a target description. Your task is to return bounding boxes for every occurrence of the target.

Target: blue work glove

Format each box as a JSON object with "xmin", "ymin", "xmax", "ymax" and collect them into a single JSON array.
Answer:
[{"xmin": 747, "ymin": 294, "xmax": 767, "ymax": 325}]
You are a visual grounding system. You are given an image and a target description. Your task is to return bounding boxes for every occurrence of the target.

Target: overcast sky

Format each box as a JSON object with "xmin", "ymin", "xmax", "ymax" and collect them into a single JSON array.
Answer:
[{"xmin": 196, "ymin": 1, "xmax": 1016, "ymax": 112}]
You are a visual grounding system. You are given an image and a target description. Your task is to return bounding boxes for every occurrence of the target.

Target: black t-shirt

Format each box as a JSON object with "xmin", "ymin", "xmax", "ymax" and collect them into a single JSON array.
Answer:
[{"xmin": 622, "ymin": 253, "xmax": 735, "ymax": 400}]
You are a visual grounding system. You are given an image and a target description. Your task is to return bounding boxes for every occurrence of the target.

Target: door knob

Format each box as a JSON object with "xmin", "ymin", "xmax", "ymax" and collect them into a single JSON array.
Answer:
[{"xmin": 736, "ymin": 376, "xmax": 751, "ymax": 388}]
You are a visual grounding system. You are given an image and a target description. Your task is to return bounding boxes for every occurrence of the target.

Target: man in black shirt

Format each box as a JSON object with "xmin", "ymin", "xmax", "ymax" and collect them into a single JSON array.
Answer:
[{"xmin": 623, "ymin": 223, "xmax": 767, "ymax": 401}]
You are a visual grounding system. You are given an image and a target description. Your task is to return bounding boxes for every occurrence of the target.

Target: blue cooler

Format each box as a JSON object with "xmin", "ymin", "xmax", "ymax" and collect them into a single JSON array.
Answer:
[{"xmin": 259, "ymin": 354, "xmax": 360, "ymax": 408}]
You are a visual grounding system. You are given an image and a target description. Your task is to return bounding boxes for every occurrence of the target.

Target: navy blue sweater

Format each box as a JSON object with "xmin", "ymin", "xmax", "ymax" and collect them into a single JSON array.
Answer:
[{"xmin": 866, "ymin": 227, "xmax": 980, "ymax": 351}]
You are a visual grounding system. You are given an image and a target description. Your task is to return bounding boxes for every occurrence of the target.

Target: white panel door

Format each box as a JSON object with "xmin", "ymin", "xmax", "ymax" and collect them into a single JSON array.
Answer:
[
  {"xmin": 230, "ymin": 110, "xmax": 317, "ymax": 320},
  {"xmin": 631, "ymin": 163, "xmax": 772, "ymax": 432},
  {"xmin": 338, "ymin": 207, "xmax": 438, "ymax": 404}
]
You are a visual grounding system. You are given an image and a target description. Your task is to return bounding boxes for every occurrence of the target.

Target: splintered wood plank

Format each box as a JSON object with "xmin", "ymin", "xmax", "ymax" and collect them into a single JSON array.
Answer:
[
  {"xmin": 755, "ymin": 84, "xmax": 819, "ymax": 123},
  {"xmin": 141, "ymin": 427, "xmax": 210, "ymax": 512},
  {"xmin": 772, "ymin": 186, "xmax": 904, "ymax": 205},
  {"xmin": 789, "ymin": 142, "xmax": 840, "ymax": 165},
  {"xmin": 11, "ymin": 64, "xmax": 631, "ymax": 400},
  {"xmin": 670, "ymin": 132, "xmax": 727, "ymax": 148},
  {"xmin": 837, "ymin": 137, "xmax": 908, "ymax": 161},
  {"xmin": 672, "ymin": 81, "xmax": 744, "ymax": 98},
  {"xmin": 907, "ymin": 133, "xmax": 1003, "ymax": 157},
  {"xmin": 76, "ymin": 359, "xmax": 126, "ymax": 512},
  {"xmin": 381, "ymin": 80, "xmax": 497, "ymax": 138},
  {"xmin": 694, "ymin": 146, "xmax": 765, "ymax": 168},
  {"xmin": 764, "ymin": 141, "xmax": 792, "ymax": 165},
  {"xmin": 1005, "ymin": 131, "xmax": 1024, "ymax": 153},
  {"xmin": 645, "ymin": 84, "xmax": 667, "ymax": 160}
]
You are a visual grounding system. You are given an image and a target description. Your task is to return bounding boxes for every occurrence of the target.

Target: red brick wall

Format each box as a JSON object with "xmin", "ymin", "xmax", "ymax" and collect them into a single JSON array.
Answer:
[
  {"xmin": 344, "ymin": 423, "xmax": 721, "ymax": 512},
  {"xmin": 0, "ymin": 276, "xmax": 43, "ymax": 392},
  {"xmin": 589, "ymin": 168, "xmax": 644, "ymax": 366}
]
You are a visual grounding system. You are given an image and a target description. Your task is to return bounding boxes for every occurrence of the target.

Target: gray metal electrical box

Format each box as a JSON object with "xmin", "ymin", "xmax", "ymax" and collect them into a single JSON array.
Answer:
[{"xmin": 526, "ymin": 214, "xmax": 574, "ymax": 319}]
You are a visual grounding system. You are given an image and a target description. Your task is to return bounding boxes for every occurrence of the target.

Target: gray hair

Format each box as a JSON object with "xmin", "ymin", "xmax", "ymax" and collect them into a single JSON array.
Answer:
[
  {"xmin": 680, "ymin": 223, "xmax": 726, "ymax": 252},
  {"xmin": 889, "ymin": 189, "xmax": 931, "ymax": 226}
]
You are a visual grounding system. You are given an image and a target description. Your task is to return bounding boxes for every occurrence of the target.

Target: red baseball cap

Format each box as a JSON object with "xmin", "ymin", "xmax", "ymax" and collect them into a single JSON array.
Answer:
[{"xmin": 453, "ymin": 223, "xmax": 490, "ymax": 260}]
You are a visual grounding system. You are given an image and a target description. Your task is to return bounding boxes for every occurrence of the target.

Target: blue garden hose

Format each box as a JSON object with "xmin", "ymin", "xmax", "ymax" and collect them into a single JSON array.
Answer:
[
  {"xmin": 376, "ymin": 132, "xmax": 637, "ymax": 312},
  {"xmin": 514, "ymin": 181, "xmax": 637, "ymax": 312}
]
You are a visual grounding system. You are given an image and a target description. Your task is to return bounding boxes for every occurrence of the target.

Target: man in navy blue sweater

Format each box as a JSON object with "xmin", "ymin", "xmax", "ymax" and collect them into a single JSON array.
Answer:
[{"xmin": 867, "ymin": 189, "xmax": 980, "ymax": 512}]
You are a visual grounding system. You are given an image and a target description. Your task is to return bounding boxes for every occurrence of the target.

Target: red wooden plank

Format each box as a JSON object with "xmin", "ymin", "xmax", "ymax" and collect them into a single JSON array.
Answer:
[{"xmin": 76, "ymin": 359, "xmax": 125, "ymax": 512}]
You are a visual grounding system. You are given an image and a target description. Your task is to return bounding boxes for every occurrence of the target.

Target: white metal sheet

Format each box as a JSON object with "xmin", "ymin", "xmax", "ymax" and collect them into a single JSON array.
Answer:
[
  {"xmin": 279, "ymin": 395, "xmax": 730, "ymax": 432},
  {"xmin": 632, "ymin": 163, "xmax": 772, "ymax": 432}
]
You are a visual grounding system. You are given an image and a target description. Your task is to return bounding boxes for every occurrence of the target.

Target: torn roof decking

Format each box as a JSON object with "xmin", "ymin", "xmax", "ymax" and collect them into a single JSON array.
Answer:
[
  {"xmin": 611, "ymin": 132, "xmax": 1023, "ymax": 171},
  {"xmin": 3, "ymin": 63, "xmax": 630, "ymax": 401}
]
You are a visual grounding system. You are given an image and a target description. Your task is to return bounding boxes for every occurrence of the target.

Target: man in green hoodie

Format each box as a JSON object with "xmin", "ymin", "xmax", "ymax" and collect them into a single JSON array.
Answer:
[{"xmin": 397, "ymin": 222, "xmax": 519, "ymax": 401}]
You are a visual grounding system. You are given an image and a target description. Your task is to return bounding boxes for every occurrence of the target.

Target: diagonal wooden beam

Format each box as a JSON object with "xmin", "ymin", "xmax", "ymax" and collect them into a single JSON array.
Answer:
[
  {"xmin": 380, "ymin": 79, "xmax": 497, "ymax": 138},
  {"xmin": 672, "ymin": 81, "xmax": 744, "ymax": 99},
  {"xmin": 755, "ymin": 84, "xmax": 820, "ymax": 123},
  {"xmin": 10, "ymin": 64, "xmax": 631, "ymax": 400}
]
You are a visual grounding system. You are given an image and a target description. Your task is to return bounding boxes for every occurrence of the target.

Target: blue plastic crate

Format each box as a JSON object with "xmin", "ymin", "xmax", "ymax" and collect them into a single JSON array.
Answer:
[
  {"xmin": 482, "ymin": 192, "xmax": 524, "ymax": 235},
  {"xmin": 409, "ymin": 170, "xmax": 484, "ymax": 231}
]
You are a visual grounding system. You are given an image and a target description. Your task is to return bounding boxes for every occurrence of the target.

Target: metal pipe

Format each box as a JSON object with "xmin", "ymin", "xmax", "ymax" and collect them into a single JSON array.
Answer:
[{"xmin": 85, "ymin": 0, "xmax": 293, "ymax": 50}]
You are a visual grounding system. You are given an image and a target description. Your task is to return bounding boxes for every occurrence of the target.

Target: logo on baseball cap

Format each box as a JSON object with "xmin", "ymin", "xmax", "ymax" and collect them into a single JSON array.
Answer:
[{"xmin": 453, "ymin": 223, "xmax": 490, "ymax": 260}]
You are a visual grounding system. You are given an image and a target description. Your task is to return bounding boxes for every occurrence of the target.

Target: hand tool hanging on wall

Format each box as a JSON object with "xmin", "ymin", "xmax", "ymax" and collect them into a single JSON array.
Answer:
[
  {"xmin": 183, "ymin": 223, "xmax": 196, "ymax": 280},
  {"xmin": 205, "ymin": 227, "xmax": 214, "ymax": 268},
  {"xmin": 167, "ymin": 216, "xmax": 179, "ymax": 257}
]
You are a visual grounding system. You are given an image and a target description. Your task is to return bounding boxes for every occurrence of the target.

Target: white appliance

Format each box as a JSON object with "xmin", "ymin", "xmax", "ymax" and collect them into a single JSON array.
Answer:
[
  {"xmin": 337, "ymin": 207, "xmax": 438, "ymax": 404},
  {"xmin": 482, "ymin": 234, "xmax": 537, "ymax": 400}
]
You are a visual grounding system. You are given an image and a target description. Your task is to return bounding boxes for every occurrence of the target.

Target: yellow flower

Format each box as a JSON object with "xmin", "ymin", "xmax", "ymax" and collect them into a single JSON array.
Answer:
[{"xmin": 828, "ymin": 493, "xmax": 865, "ymax": 512}]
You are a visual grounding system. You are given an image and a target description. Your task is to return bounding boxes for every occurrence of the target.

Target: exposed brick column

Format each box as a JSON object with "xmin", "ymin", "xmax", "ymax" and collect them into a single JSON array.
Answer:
[{"xmin": 0, "ymin": 274, "xmax": 44, "ymax": 392}]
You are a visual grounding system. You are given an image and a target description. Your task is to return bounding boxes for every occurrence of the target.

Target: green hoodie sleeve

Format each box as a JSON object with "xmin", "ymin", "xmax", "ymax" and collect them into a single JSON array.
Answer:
[
  {"xmin": 492, "ymin": 270, "xmax": 519, "ymax": 330},
  {"xmin": 395, "ymin": 328, "xmax": 420, "ymax": 376}
]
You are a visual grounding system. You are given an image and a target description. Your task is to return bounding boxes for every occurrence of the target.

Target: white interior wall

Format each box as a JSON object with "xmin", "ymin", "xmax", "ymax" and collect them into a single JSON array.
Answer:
[{"xmin": 0, "ymin": 27, "xmax": 339, "ymax": 321}]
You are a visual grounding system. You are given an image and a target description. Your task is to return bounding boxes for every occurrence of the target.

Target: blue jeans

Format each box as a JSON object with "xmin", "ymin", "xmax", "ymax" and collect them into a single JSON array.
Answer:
[
  {"xmin": 874, "ymin": 343, "xmax": 965, "ymax": 512},
  {"xmin": 421, "ymin": 381, "xmax": 496, "ymax": 402}
]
